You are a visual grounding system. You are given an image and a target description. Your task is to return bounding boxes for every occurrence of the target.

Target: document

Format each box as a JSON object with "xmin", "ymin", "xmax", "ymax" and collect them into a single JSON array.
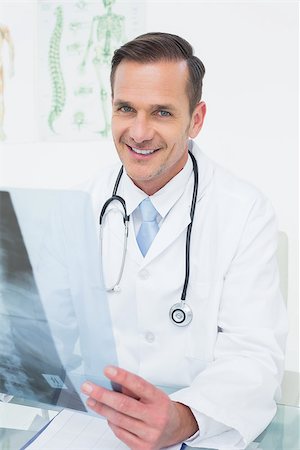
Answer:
[{"xmin": 25, "ymin": 409, "xmax": 183, "ymax": 450}]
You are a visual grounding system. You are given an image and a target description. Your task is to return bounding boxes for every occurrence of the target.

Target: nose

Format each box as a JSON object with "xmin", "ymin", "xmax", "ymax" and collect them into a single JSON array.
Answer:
[{"xmin": 129, "ymin": 114, "xmax": 154, "ymax": 144}]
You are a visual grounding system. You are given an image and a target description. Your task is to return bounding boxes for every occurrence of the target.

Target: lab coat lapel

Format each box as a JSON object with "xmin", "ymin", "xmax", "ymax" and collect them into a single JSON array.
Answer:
[
  {"xmin": 144, "ymin": 191, "xmax": 192, "ymax": 264},
  {"xmin": 142, "ymin": 144, "xmax": 215, "ymax": 265}
]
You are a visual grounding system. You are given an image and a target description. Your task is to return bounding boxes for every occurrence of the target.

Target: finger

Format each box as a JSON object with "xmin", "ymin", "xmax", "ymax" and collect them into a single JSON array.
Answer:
[
  {"xmin": 121, "ymin": 386, "xmax": 140, "ymax": 400},
  {"xmin": 104, "ymin": 366, "xmax": 161, "ymax": 404},
  {"xmin": 108, "ymin": 422, "xmax": 145, "ymax": 449},
  {"xmin": 81, "ymin": 382, "xmax": 145, "ymax": 420},
  {"xmin": 87, "ymin": 400, "xmax": 150, "ymax": 439}
]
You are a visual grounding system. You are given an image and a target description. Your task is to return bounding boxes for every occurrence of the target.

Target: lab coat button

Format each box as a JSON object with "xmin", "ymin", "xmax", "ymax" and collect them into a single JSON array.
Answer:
[
  {"xmin": 139, "ymin": 269, "xmax": 149, "ymax": 279},
  {"xmin": 145, "ymin": 331, "xmax": 155, "ymax": 343}
]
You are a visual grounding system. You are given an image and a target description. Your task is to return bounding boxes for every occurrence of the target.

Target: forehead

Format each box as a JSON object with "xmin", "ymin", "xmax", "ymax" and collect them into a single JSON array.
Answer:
[{"xmin": 112, "ymin": 60, "xmax": 190, "ymax": 108}]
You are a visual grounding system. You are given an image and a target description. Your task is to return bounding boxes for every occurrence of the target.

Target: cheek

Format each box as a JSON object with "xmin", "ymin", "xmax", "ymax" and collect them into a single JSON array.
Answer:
[
  {"xmin": 111, "ymin": 119, "xmax": 120, "ymax": 135},
  {"xmin": 111, "ymin": 117, "xmax": 126, "ymax": 136},
  {"xmin": 165, "ymin": 131, "xmax": 188, "ymax": 151},
  {"xmin": 159, "ymin": 128, "xmax": 179, "ymax": 145},
  {"xmin": 114, "ymin": 124, "xmax": 136, "ymax": 146}
]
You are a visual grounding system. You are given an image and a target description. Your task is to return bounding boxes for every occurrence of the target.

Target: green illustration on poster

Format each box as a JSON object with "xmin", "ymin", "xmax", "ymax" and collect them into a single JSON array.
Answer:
[
  {"xmin": 48, "ymin": 6, "xmax": 66, "ymax": 133},
  {"xmin": 73, "ymin": 111, "xmax": 86, "ymax": 129},
  {"xmin": 80, "ymin": 0, "xmax": 125, "ymax": 137},
  {"xmin": 38, "ymin": 1, "xmax": 146, "ymax": 142},
  {"xmin": 0, "ymin": 23, "xmax": 14, "ymax": 141}
]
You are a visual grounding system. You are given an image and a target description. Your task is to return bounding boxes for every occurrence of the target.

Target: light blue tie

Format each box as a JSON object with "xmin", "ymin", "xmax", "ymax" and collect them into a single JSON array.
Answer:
[{"xmin": 136, "ymin": 197, "xmax": 159, "ymax": 256}]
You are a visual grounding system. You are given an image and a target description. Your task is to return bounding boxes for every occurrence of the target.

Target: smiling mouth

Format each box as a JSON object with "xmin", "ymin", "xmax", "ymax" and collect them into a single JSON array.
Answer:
[{"xmin": 126, "ymin": 145, "xmax": 160, "ymax": 155}]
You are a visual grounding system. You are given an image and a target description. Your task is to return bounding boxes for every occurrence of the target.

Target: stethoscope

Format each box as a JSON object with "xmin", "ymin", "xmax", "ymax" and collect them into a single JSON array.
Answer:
[{"xmin": 99, "ymin": 150, "xmax": 199, "ymax": 327}]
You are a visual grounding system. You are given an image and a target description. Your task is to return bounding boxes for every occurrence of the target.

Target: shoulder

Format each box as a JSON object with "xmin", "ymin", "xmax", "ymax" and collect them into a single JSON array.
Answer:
[
  {"xmin": 192, "ymin": 141, "xmax": 270, "ymax": 209},
  {"xmin": 74, "ymin": 162, "xmax": 123, "ymax": 219},
  {"xmin": 78, "ymin": 162, "xmax": 122, "ymax": 199},
  {"xmin": 191, "ymin": 143, "xmax": 276, "ymax": 236},
  {"xmin": 191, "ymin": 144, "xmax": 278, "ymax": 261}
]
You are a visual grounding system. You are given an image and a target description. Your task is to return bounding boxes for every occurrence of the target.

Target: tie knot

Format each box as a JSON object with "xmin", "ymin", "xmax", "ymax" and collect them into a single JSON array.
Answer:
[{"xmin": 139, "ymin": 197, "xmax": 158, "ymax": 222}]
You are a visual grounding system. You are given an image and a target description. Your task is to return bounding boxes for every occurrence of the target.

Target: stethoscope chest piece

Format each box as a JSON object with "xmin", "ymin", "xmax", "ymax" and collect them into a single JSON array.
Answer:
[{"xmin": 169, "ymin": 301, "xmax": 193, "ymax": 327}]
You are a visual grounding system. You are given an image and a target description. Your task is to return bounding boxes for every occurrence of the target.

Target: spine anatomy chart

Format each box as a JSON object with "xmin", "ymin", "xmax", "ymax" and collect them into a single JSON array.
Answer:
[
  {"xmin": 48, "ymin": 6, "xmax": 66, "ymax": 133},
  {"xmin": 38, "ymin": 0, "xmax": 145, "ymax": 141}
]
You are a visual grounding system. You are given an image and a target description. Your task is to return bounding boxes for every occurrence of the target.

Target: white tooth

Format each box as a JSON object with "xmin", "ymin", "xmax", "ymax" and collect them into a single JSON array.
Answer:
[{"xmin": 132, "ymin": 147, "xmax": 155, "ymax": 155}]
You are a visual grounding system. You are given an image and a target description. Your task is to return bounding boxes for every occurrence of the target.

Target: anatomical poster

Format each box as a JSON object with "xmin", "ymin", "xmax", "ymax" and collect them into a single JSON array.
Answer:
[
  {"xmin": 37, "ymin": 1, "xmax": 146, "ymax": 142},
  {"xmin": 0, "ymin": 1, "xmax": 145, "ymax": 144}
]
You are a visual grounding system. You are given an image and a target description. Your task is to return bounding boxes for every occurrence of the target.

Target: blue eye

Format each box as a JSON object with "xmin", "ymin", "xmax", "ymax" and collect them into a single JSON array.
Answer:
[
  {"xmin": 158, "ymin": 110, "xmax": 171, "ymax": 117},
  {"xmin": 120, "ymin": 106, "xmax": 133, "ymax": 113}
]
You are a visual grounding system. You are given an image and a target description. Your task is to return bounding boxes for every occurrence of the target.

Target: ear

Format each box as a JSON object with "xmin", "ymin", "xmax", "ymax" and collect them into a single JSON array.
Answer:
[{"xmin": 188, "ymin": 101, "xmax": 206, "ymax": 138}]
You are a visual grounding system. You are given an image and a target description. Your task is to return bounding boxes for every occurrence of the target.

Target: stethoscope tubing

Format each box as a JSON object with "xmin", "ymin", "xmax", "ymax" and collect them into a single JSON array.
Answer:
[
  {"xmin": 99, "ymin": 193, "xmax": 129, "ymax": 292},
  {"xmin": 99, "ymin": 150, "xmax": 199, "ymax": 325},
  {"xmin": 181, "ymin": 151, "xmax": 198, "ymax": 301}
]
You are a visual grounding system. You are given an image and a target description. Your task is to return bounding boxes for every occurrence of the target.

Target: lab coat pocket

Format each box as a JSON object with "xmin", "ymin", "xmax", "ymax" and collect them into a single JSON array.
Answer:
[{"xmin": 184, "ymin": 281, "xmax": 216, "ymax": 367}]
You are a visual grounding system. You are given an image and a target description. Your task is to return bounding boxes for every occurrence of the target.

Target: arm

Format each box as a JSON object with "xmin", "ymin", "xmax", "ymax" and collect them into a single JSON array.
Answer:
[{"xmin": 170, "ymin": 194, "xmax": 288, "ymax": 448}]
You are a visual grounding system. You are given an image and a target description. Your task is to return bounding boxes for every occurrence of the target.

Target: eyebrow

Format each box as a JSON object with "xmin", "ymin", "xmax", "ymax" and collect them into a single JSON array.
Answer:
[
  {"xmin": 113, "ymin": 100, "xmax": 133, "ymax": 108},
  {"xmin": 151, "ymin": 103, "xmax": 176, "ymax": 112}
]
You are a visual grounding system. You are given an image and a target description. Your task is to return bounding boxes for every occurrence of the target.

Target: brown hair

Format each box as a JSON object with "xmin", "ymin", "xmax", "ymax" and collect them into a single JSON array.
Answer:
[{"xmin": 110, "ymin": 32, "xmax": 205, "ymax": 114}]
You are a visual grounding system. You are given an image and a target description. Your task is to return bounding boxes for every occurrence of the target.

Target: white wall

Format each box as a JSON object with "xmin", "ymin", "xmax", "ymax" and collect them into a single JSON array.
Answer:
[{"xmin": 0, "ymin": 1, "xmax": 298, "ymax": 372}]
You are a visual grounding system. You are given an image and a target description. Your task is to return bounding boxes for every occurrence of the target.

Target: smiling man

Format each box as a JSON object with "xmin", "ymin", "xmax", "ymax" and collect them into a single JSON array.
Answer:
[{"xmin": 80, "ymin": 33, "xmax": 287, "ymax": 449}]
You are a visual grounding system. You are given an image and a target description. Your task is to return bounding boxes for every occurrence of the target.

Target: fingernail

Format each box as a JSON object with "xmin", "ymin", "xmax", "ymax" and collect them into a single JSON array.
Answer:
[
  {"xmin": 81, "ymin": 382, "xmax": 93, "ymax": 394},
  {"xmin": 105, "ymin": 366, "xmax": 118, "ymax": 377}
]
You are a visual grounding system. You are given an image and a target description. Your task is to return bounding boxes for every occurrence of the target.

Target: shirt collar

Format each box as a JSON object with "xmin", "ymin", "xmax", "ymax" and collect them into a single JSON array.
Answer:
[{"xmin": 119, "ymin": 154, "xmax": 193, "ymax": 219}]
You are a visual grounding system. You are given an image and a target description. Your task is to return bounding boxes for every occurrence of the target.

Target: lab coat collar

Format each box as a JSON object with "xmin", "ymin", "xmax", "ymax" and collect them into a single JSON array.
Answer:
[
  {"xmin": 150, "ymin": 157, "xmax": 193, "ymax": 219},
  {"xmin": 118, "ymin": 173, "xmax": 145, "ymax": 217},
  {"xmin": 189, "ymin": 140, "xmax": 216, "ymax": 204},
  {"xmin": 119, "ymin": 153, "xmax": 193, "ymax": 220}
]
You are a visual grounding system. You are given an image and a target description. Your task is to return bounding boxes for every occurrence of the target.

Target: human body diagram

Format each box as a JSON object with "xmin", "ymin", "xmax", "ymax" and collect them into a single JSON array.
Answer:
[{"xmin": 80, "ymin": 0, "xmax": 125, "ymax": 137}]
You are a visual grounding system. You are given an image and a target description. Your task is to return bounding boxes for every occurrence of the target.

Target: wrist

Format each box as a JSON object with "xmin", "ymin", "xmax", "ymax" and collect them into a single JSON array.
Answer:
[{"xmin": 173, "ymin": 401, "xmax": 199, "ymax": 442}]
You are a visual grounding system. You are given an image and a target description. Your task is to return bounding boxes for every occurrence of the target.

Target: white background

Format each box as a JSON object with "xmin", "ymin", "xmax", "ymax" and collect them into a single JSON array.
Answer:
[{"xmin": 0, "ymin": 0, "xmax": 298, "ymax": 373}]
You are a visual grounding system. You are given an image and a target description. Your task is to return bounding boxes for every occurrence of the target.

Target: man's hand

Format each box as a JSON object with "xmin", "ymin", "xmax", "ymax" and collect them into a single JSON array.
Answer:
[{"xmin": 81, "ymin": 366, "xmax": 198, "ymax": 450}]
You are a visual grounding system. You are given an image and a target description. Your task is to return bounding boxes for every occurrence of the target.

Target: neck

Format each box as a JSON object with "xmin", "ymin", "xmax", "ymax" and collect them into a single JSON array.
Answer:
[{"xmin": 133, "ymin": 151, "xmax": 189, "ymax": 196}]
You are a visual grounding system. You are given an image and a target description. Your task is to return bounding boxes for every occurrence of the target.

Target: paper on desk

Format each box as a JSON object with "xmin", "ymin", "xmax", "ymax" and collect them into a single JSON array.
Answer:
[
  {"xmin": 26, "ymin": 409, "xmax": 183, "ymax": 450},
  {"xmin": 0, "ymin": 403, "xmax": 48, "ymax": 430}
]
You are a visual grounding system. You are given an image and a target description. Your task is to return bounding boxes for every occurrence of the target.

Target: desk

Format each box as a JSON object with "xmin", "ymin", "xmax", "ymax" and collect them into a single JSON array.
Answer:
[{"xmin": 0, "ymin": 402, "xmax": 299, "ymax": 450}]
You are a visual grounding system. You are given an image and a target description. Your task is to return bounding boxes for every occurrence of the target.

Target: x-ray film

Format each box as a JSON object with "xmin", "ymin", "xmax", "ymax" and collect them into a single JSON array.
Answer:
[{"xmin": 0, "ymin": 189, "xmax": 118, "ymax": 413}]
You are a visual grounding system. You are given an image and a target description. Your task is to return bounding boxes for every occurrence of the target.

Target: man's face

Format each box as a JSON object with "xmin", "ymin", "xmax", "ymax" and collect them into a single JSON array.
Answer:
[{"xmin": 111, "ymin": 59, "xmax": 206, "ymax": 195}]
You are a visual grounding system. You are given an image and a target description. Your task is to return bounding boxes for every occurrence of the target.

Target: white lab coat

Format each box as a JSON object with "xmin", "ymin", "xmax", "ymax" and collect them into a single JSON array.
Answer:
[{"xmin": 36, "ymin": 141, "xmax": 287, "ymax": 449}]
